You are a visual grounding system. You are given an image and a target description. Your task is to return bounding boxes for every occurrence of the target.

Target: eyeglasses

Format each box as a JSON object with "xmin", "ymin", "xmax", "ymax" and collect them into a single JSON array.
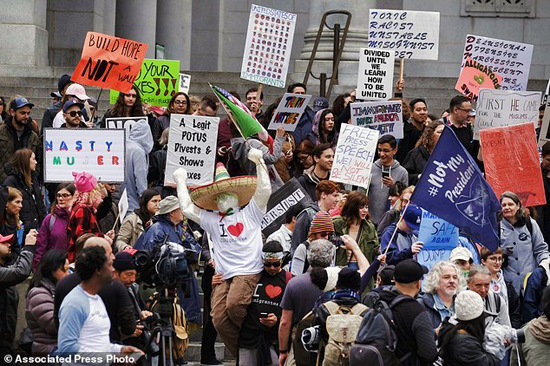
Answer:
[
  {"xmin": 487, "ymin": 256, "xmax": 503, "ymax": 263},
  {"xmin": 68, "ymin": 111, "xmax": 82, "ymax": 117},
  {"xmin": 264, "ymin": 261, "xmax": 281, "ymax": 268},
  {"xmin": 457, "ymin": 108, "xmax": 473, "ymax": 113},
  {"xmin": 57, "ymin": 193, "xmax": 72, "ymax": 199},
  {"xmin": 174, "ymin": 100, "xmax": 187, "ymax": 105}
]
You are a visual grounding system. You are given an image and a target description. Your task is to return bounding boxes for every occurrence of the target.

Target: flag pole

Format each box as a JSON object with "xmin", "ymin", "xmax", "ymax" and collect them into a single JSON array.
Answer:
[
  {"xmin": 383, "ymin": 202, "xmax": 410, "ymax": 256},
  {"xmin": 256, "ymin": 83, "xmax": 263, "ymax": 113},
  {"xmin": 399, "ymin": 59, "xmax": 404, "ymax": 84},
  {"xmin": 209, "ymin": 83, "xmax": 246, "ymax": 140}
]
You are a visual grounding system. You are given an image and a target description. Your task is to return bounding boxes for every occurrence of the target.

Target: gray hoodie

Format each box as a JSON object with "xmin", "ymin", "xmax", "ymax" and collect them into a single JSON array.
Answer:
[{"xmin": 367, "ymin": 159, "xmax": 408, "ymax": 225}]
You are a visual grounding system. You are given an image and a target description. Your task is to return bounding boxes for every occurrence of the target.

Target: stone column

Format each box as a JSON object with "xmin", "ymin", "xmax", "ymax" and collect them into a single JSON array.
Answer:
[
  {"xmin": 156, "ymin": 0, "xmax": 192, "ymax": 69},
  {"xmin": 116, "ymin": 0, "xmax": 158, "ymax": 59}
]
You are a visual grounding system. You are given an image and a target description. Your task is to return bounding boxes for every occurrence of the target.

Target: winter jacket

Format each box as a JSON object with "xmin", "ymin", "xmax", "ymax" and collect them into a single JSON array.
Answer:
[
  {"xmin": 377, "ymin": 208, "xmax": 400, "ymax": 238},
  {"xmin": 367, "ymin": 159, "xmax": 409, "ymax": 225},
  {"xmin": 0, "ymin": 117, "xmax": 41, "ymax": 183},
  {"xmin": 439, "ymin": 325, "xmax": 500, "ymax": 366},
  {"xmin": 151, "ymin": 114, "xmax": 170, "ymax": 151},
  {"xmin": 500, "ymin": 217, "xmax": 550, "ymax": 294},
  {"xmin": 67, "ymin": 202, "xmax": 103, "ymax": 263},
  {"xmin": 292, "ymin": 106, "xmax": 315, "ymax": 145},
  {"xmin": 4, "ymin": 164, "xmax": 46, "ymax": 232},
  {"xmin": 522, "ymin": 315, "xmax": 550, "ymax": 366},
  {"xmin": 33, "ymin": 206, "xmax": 70, "ymax": 271},
  {"xmin": 523, "ymin": 266, "xmax": 549, "ymax": 323},
  {"xmin": 115, "ymin": 212, "xmax": 144, "ymax": 252},
  {"xmin": 41, "ymin": 101, "xmax": 62, "ymax": 134},
  {"xmin": 402, "ymin": 145, "xmax": 430, "ymax": 185},
  {"xmin": 396, "ymin": 119, "xmax": 423, "ymax": 163},
  {"xmin": 96, "ymin": 191, "xmax": 119, "ymax": 233},
  {"xmin": 147, "ymin": 146, "xmax": 176, "ymax": 197},
  {"xmin": 25, "ymin": 278, "xmax": 57, "ymax": 356},
  {"xmin": 121, "ymin": 119, "xmax": 154, "ymax": 212},
  {"xmin": 417, "ymin": 292, "xmax": 447, "ymax": 329},
  {"xmin": 332, "ymin": 216, "xmax": 379, "ymax": 265},
  {"xmin": 380, "ymin": 223, "xmax": 416, "ymax": 265}
]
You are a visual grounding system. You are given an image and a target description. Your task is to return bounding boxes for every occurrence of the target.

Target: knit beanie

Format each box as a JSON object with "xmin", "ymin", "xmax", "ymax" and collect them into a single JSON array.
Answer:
[
  {"xmin": 336, "ymin": 267, "xmax": 361, "ymax": 291},
  {"xmin": 455, "ymin": 290, "xmax": 484, "ymax": 321},
  {"xmin": 309, "ymin": 211, "xmax": 334, "ymax": 235},
  {"xmin": 113, "ymin": 251, "xmax": 136, "ymax": 271},
  {"xmin": 72, "ymin": 171, "xmax": 97, "ymax": 193}
]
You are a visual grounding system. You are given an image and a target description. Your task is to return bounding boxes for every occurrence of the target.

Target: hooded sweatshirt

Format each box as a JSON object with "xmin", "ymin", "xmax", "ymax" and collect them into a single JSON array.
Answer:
[
  {"xmin": 367, "ymin": 159, "xmax": 408, "ymax": 225},
  {"xmin": 122, "ymin": 119, "xmax": 154, "ymax": 212},
  {"xmin": 522, "ymin": 315, "xmax": 550, "ymax": 365}
]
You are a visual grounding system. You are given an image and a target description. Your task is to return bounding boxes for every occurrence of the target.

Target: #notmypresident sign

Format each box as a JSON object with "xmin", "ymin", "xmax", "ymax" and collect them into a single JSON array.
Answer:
[
  {"xmin": 331, "ymin": 124, "xmax": 379, "ymax": 189},
  {"xmin": 350, "ymin": 100, "xmax": 403, "ymax": 139},
  {"xmin": 240, "ymin": 4, "xmax": 297, "ymax": 88},
  {"xmin": 268, "ymin": 93, "xmax": 312, "ymax": 132},
  {"xmin": 417, "ymin": 209, "xmax": 459, "ymax": 251},
  {"xmin": 356, "ymin": 48, "xmax": 394, "ymax": 100},
  {"xmin": 72, "ymin": 31, "xmax": 148, "ymax": 94},
  {"xmin": 455, "ymin": 57, "xmax": 502, "ymax": 102},
  {"xmin": 164, "ymin": 114, "xmax": 220, "ymax": 187},
  {"xmin": 43, "ymin": 129, "xmax": 126, "ymax": 183},
  {"xmin": 481, "ymin": 122, "xmax": 545, "ymax": 207}
]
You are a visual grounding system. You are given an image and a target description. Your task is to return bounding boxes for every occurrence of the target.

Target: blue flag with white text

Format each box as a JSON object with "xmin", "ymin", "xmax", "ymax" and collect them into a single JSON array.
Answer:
[{"xmin": 411, "ymin": 126, "xmax": 501, "ymax": 251}]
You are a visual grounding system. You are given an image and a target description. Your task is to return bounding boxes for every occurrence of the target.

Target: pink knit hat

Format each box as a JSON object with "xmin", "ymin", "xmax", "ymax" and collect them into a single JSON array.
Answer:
[{"xmin": 72, "ymin": 171, "xmax": 98, "ymax": 193}]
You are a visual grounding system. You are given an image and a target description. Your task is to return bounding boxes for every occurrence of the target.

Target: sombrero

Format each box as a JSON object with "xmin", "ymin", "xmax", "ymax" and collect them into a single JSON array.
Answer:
[{"xmin": 190, "ymin": 163, "xmax": 257, "ymax": 211}]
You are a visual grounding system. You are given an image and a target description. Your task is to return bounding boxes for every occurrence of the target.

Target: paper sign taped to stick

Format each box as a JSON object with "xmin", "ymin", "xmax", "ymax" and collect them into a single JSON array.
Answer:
[
  {"xmin": 268, "ymin": 93, "xmax": 312, "ymax": 131},
  {"xmin": 356, "ymin": 48, "xmax": 395, "ymax": 100},
  {"xmin": 110, "ymin": 58, "xmax": 180, "ymax": 107},
  {"xmin": 481, "ymin": 122, "xmax": 545, "ymax": 207},
  {"xmin": 331, "ymin": 124, "xmax": 379, "ymax": 189},
  {"xmin": 462, "ymin": 34, "xmax": 533, "ymax": 91},
  {"xmin": 418, "ymin": 209, "xmax": 459, "ymax": 250},
  {"xmin": 105, "ymin": 116, "xmax": 147, "ymax": 135},
  {"xmin": 368, "ymin": 9, "xmax": 440, "ymax": 60},
  {"xmin": 165, "ymin": 114, "xmax": 220, "ymax": 187},
  {"xmin": 72, "ymin": 31, "xmax": 148, "ymax": 94},
  {"xmin": 43, "ymin": 128, "xmax": 126, "ymax": 183},
  {"xmin": 240, "ymin": 4, "xmax": 297, "ymax": 88},
  {"xmin": 455, "ymin": 57, "xmax": 502, "ymax": 102},
  {"xmin": 350, "ymin": 100, "xmax": 403, "ymax": 139},
  {"xmin": 179, "ymin": 73, "xmax": 191, "ymax": 94},
  {"xmin": 475, "ymin": 89, "xmax": 541, "ymax": 139},
  {"xmin": 417, "ymin": 249, "xmax": 452, "ymax": 270},
  {"xmin": 118, "ymin": 189, "xmax": 129, "ymax": 220}
]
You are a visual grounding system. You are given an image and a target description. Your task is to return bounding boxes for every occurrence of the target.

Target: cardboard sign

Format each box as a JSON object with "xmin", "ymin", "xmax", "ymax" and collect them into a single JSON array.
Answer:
[
  {"xmin": 118, "ymin": 188, "xmax": 129, "ymax": 219},
  {"xmin": 350, "ymin": 100, "xmax": 403, "ymax": 139},
  {"xmin": 462, "ymin": 34, "xmax": 533, "ymax": 91},
  {"xmin": 164, "ymin": 114, "xmax": 220, "ymax": 187},
  {"xmin": 356, "ymin": 48, "xmax": 395, "ymax": 100},
  {"xmin": 240, "ymin": 4, "xmax": 297, "ymax": 88},
  {"xmin": 417, "ymin": 249, "xmax": 452, "ymax": 270},
  {"xmin": 368, "ymin": 9, "xmax": 440, "ymax": 60},
  {"xmin": 110, "ymin": 58, "xmax": 180, "ymax": 107},
  {"xmin": 105, "ymin": 116, "xmax": 147, "ymax": 135},
  {"xmin": 481, "ymin": 122, "xmax": 545, "ymax": 207},
  {"xmin": 261, "ymin": 178, "xmax": 313, "ymax": 237},
  {"xmin": 268, "ymin": 93, "xmax": 312, "ymax": 131},
  {"xmin": 455, "ymin": 57, "xmax": 502, "ymax": 102},
  {"xmin": 331, "ymin": 124, "xmax": 379, "ymax": 189},
  {"xmin": 475, "ymin": 89, "xmax": 541, "ymax": 139},
  {"xmin": 418, "ymin": 209, "xmax": 459, "ymax": 251},
  {"xmin": 179, "ymin": 73, "xmax": 191, "ymax": 94},
  {"xmin": 43, "ymin": 128, "xmax": 126, "ymax": 183},
  {"xmin": 72, "ymin": 31, "xmax": 148, "ymax": 94}
]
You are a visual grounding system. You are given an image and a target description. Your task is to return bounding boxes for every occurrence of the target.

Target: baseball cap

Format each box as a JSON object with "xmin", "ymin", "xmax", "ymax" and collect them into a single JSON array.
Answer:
[
  {"xmin": 394, "ymin": 259, "xmax": 428, "ymax": 283},
  {"xmin": 50, "ymin": 91, "xmax": 62, "ymax": 98},
  {"xmin": 0, "ymin": 234, "xmax": 14, "ymax": 243},
  {"xmin": 402, "ymin": 204, "xmax": 422, "ymax": 231},
  {"xmin": 449, "ymin": 246, "xmax": 473, "ymax": 263},
  {"xmin": 10, "ymin": 97, "xmax": 35, "ymax": 110},
  {"xmin": 63, "ymin": 99, "xmax": 84, "ymax": 112},
  {"xmin": 58, "ymin": 74, "xmax": 72, "ymax": 93},
  {"xmin": 65, "ymin": 83, "xmax": 90, "ymax": 101},
  {"xmin": 312, "ymin": 97, "xmax": 329, "ymax": 112}
]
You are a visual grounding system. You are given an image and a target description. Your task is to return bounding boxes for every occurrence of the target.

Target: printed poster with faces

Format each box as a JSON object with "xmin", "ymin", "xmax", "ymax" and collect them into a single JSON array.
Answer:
[{"xmin": 240, "ymin": 4, "xmax": 297, "ymax": 88}]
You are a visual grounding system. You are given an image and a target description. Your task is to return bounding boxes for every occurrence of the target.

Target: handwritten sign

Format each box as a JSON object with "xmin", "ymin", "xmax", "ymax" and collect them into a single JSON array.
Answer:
[
  {"xmin": 105, "ymin": 116, "xmax": 146, "ymax": 135},
  {"xmin": 475, "ymin": 89, "xmax": 541, "ymax": 139},
  {"xmin": 268, "ymin": 93, "xmax": 312, "ymax": 132},
  {"xmin": 331, "ymin": 124, "xmax": 379, "ymax": 189},
  {"xmin": 240, "ymin": 4, "xmax": 297, "ymax": 88},
  {"xmin": 110, "ymin": 58, "xmax": 180, "ymax": 107},
  {"xmin": 462, "ymin": 34, "xmax": 533, "ymax": 91},
  {"xmin": 356, "ymin": 48, "xmax": 394, "ymax": 100},
  {"xmin": 165, "ymin": 114, "xmax": 220, "ymax": 187},
  {"xmin": 481, "ymin": 122, "xmax": 545, "ymax": 207},
  {"xmin": 455, "ymin": 57, "xmax": 502, "ymax": 102},
  {"xmin": 368, "ymin": 9, "xmax": 440, "ymax": 60},
  {"xmin": 179, "ymin": 73, "xmax": 191, "ymax": 94},
  {"xmin": 350, "ymin": 100, "xmax": 403, "ymax": 139},
  {"xmin": 72, "ymin": 31, "xmax": 148, "ymax": 94},
  {"xmin": 43, "ymin": 128, "xmax": 126, "ymax": 183},
  {"xmin": 417, "ymin": 249, "xmax": 452, "ymax": 271},
  {"xmin": 418, "ymin": 209, "xmax": 459, "ymax": 251}
]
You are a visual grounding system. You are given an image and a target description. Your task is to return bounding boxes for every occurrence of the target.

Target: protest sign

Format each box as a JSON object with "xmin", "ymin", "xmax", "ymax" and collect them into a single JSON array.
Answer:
[
  {"xmin": 462, "ymin": 34, "xmax": 533, "ymax": 90},
  {"xmin": 475, "ymin": 89, "xmax": 541, "ymax": 139},
  {"xmin": 350, "ymin": 100, "xmax": 403, "ymax": 139},
  {"xmin": 179, "ymin": 73, "xmax": 191, "ymax": 94},
  {"xmin": 261, "ymin": 178, "xmax": 313, "ymax": 237},
  {"xmin": 118, "ymin": 189, "xmax": 129, "ymax": 219},
  {"xmin": 417, "ymin": 249, "xmax": 452, "ymax": 270},
  {"xmin": 267, "ymin": 93, "xmax": 312, "ymax": 131},
  {"xmin": 72, "ymin": 31, "xmax": 148, "ymax": 94},
  {"xmin": 105, "ymin": 116, "xmax": 147, "ymax": 135},
  {"xmin": 110, "ymin": 58, "xmax": 180, "ymax": 107},
  {"xmin": 331, "ymin": 124, "xmax": 379, "ymax": 189},
  {"xmin": 240, "ymin": 4, "xmax": 297, "ymax": 88},
  {"xmin": 481, "ymin": 122, "xmax": 545, "ymax": 207},
  {"xmin": 418, "ymin": 209, "xmax": 459, "ymax": 251},
  {"xmin": 356, "ymin": 48, "xmax": 395, "ymax": 100},
  {"xmin": 455, "ymin": 57, "xmax": 502, "ymax": 102},
  {"xmin": 164, "ymin": 114, "xmax": 220, "ymax": 187},
  {"xmin": 368, "ymin": 9, "xmax": 440, "ymax": 60},
  {"xmin": 43, "ymin": 128, "xmax": 125, "ymax": 183}
]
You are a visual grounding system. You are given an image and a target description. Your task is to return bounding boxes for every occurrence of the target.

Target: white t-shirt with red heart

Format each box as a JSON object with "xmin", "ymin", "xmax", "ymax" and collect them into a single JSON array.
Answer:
[{"xmin": 200, "ymin": 199, "xmax": 264, "ymax": 280}]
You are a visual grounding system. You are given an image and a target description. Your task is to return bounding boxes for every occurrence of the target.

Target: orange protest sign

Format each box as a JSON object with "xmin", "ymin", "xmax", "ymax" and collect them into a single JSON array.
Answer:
[
  {"xmin": 455, "ymin": 57, "xmax": 502, "ymax": 102},
  {"xmin": 72, "ymin": 32, "xmax": 148, "ymax": 94},
  {"xmin": 481, "ymin": 122, "xmax": 545, "ymax": 207}
]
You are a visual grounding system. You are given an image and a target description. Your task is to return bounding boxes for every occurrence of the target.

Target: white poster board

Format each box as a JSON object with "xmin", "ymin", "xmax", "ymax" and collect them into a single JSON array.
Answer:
[
  {"xmin": 356, "ymin": 48, "xmax": 395, "ymax": 100},
  {"xmin": 240, "ymin": 4, "xmax": 297, "ymax": 88},
  {"xmin": 43, "ymin": 128, "xmax": 126, "ymax": 183},
  {"xmin": 105, "ymin": 116, "xmax": 146, "ymax": 135},
  {"xmin": 350, "ymin": 100, "xmax": 403, "ymax": 139},
  {"xmin": 118, "ymin": 188, "xmax": 129, "ymax": 219},
  {"xmin": 331, "ymin": 124, "xmax": 379, "ymax": 189},
  {"xmin": 462, "ymin": 34, "xmax": 533, "ymax": 91},
  {"xmin": 268, "ymin": 93, "xmax": 312, "ymax": 131},
  {"xmin": 164, "ymin": 114, "xmax": 220, "ymax": 187},
  {"xmin": 475, "ymin": 89, "xmax": 541, "ymax": 139},
  {"xmin": 179, "ymin": 73, "xmax": 191, "ymax": 94},
  {"xmin": 368, "ymin": 9, "xmax": 440, "ymax": 60}
]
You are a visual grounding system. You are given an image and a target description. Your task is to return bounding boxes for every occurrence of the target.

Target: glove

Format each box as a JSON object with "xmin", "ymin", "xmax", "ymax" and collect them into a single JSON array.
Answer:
[{"xmin": 173, "ymin": 168, "xmax": 188, "ymax": 184}]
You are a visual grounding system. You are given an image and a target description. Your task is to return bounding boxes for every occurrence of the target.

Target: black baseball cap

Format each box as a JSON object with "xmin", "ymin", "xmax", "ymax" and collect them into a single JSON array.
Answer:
[
  {"xmin": 63, "ymin": 99, "xmax": 84, "ymax": 112},
  {"xmin": 394, "ymin": 259, "xmax": 428, "ymax": 284}
]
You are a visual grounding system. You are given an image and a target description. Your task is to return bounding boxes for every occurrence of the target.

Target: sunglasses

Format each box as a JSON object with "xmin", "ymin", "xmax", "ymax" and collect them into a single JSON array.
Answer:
[
  {"xmin": 263, "ymin": 261, "xmax": 281, "ymax": 268},
  {"xmin": 319, "ymin": 231, "xmax": 332, "ymax": 238},
  {"xmin": 68, "ymin": 110, "xmax": 82, "ymax": 117}
]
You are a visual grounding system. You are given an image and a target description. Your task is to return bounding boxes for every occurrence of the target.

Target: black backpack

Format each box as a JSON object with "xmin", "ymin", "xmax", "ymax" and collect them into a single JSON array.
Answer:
[{"xmin": 350, "ymin": 295, "xmax": 415, "ymax": 366}]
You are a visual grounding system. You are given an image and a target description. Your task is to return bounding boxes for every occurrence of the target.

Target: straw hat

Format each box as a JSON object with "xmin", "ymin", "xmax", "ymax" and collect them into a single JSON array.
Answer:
[{"xmin": 190, "ymin": 163, "xmax": 257, "ymax": 211}]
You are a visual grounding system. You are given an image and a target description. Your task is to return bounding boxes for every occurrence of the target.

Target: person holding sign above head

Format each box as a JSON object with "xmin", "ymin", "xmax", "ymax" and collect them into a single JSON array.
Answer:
[
  {"xmin": 59, "ymin": 100, "xmax": 88, "ymax": 129},
  {"xmin": 379, "ymin": 204, "xmax": 423, "ymax": 266},
  {"xmin": 396, "ymin": 98, "xmax": 428, "ymax": 163},
  {"xmin": 100, "ymin": 84, "xmax": 146, "ymax": 128},
  {"xmin": 442, "ymin": 95, "xmax": 478, "ymax": 161},
  {"xmin": 52, "ymin": 84, "xmax": 91, "ymax": 128},
  {"xmin": 287, "ymin": 82, "xmax": 315, "ymax": 145},
  {"xmin": 402, "ymin": 120, "xmax": 444, "ymax": 185},
  {"xmin": 151, "ymin": 91, "xmax": 190, "ymax": 151}
]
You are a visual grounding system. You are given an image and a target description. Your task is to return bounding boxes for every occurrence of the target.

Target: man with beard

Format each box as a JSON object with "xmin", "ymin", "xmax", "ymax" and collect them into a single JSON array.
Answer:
[{"xmin": 59, "ymin": 100, "xmax": 88, "ymax": 129}]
